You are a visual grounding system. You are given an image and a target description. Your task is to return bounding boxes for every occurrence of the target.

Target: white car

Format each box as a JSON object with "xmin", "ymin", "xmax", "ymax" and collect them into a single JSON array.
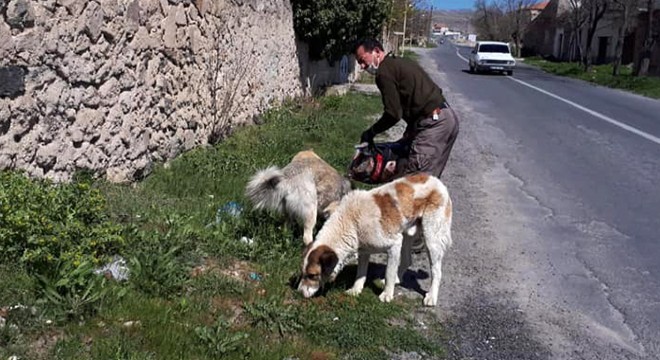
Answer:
[{"xmin": 469, "ymin": 41, "xmax": 516, "ymax": 75}]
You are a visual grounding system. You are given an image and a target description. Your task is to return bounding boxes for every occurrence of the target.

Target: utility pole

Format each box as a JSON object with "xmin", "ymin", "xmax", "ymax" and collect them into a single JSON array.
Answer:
[
  {"xmin": 428, "ymin": 6, "xmax": 433, "ymax": 43},
  {"xmin": 402, "ymin": 3, "xmax": 408, "ymax": 56}
]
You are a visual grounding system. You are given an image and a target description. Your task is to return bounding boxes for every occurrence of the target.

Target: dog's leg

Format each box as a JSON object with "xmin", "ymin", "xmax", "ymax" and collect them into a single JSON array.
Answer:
[
  {"xmin": 285, "ymin": 174, "xmax": 317, "ymax": 245},
  {"xmin": 379, "ymin": 235, "xmax": 403, "ymax": 303},
  {"xmin": 301, "ymin": 205, "xmax": 317, "ymax": 245},
  {"xmin": 423, "ymin": 216, "xmax": 451, "ymax": 307},
  {"xmin": 346, "ymin": 252, "xmax": 370, "ymax": 296}
]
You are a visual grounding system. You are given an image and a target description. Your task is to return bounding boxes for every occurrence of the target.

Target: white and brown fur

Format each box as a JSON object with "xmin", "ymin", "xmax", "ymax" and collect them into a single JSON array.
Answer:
[
  {"xmin": 245, "ymin": 150, "xmax": 352, "ymax": 245},
  {"xmin": 298, "ymin": 173, "xmax": 452, "ymax": 306}
]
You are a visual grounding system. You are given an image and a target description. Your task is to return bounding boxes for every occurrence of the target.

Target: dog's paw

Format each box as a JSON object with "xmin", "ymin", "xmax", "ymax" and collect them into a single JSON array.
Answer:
[
  {"xmin": 379, "ymin": 291, "xmax": 394, "ymax": 303},
  {"xmin": 345, "ymin": 287, "xmax": 363, "ymax": 297},
  {"xmin": 423, "ymin": 294, "xmax": 437, "ymax": 306}
]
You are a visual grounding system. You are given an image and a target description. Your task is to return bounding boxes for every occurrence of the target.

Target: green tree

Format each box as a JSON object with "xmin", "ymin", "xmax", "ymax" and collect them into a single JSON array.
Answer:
[{"xmin": 292, "ymin": 0, "xmax": 391, "ymax": 62}]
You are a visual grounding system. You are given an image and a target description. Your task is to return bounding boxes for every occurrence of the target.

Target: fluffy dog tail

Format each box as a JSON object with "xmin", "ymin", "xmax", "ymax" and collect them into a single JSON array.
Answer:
[{"xmin": 245, "ymin": 166, "xmax": 286, "ymax": 212}]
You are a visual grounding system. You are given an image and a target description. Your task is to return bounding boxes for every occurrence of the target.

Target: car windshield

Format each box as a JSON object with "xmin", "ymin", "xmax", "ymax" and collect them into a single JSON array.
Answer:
[{"xmin": 478, "ymin": 44, "xmax": 510, "ymax": 53}]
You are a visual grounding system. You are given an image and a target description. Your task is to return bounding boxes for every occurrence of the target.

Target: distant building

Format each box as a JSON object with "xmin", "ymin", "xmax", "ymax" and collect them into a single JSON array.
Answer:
[
  {"xmin": 523, "ymin": 0, "xmax": 646, "ymax": 68},
  {"xmin": 633, "ymin": 5, "xmax": 660, "ymax": 75},
  {"xmin": 526, "ymin": 1, "xmax": 549, "ymax": 21},
  {"xmin": 432, "ymin": 23, "xmax": 449, "ymax": 35}
]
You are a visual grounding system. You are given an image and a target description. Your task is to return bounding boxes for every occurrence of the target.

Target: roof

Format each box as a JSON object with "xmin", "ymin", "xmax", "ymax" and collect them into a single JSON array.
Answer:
[
  {"xmin": 476, "ymin": 41, "xmax": 510, "ymax": 45},
  {"xmin": 528, "ymin": 1, "xmax": 549, "ymax": 10}
]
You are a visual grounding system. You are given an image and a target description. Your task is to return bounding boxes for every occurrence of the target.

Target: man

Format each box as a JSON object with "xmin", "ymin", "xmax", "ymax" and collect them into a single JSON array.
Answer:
[{"xmin": 354, "ymin": 38, "xmax": 459, "ymax": 179}]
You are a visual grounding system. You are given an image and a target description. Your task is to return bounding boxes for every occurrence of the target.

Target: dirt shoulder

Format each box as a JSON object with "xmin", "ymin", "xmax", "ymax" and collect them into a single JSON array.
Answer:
[
  {"xmin": 359, "ymin": 49, "xmax": 651, "ymax": 360},
  {"xmin": 359, "ymin": 95, "xmax": 551, "ymax": 359}
]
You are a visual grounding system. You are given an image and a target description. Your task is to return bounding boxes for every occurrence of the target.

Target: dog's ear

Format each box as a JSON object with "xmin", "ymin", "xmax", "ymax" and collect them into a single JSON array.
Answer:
[
  {"xmin": 306, "ymin": 245, "xmax": 338, "ymax": 278},
  {"xmin": 267, "ymin": 176, "xmax": 280, "ymax": 188},
  {"xmin": 319, "ymin": 248, "xmax": 339, "ymax": 278}
]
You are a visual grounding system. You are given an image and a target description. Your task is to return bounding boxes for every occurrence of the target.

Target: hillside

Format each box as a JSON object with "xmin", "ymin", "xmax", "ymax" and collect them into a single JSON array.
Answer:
[{"xmin": 432, "ymin": 9, "xmax": 475, "ymax": 33}]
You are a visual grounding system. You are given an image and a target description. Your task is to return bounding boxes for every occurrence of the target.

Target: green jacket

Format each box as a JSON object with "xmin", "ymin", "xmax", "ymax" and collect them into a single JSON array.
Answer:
[{"xmin": 370, "ymin": 54, "xmax": 446, "ymax": 135}]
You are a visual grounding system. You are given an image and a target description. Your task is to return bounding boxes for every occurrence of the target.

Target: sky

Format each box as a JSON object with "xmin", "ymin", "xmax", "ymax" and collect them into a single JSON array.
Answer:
[{"xmin": 430, "ymin": 0, "xmax": 474, "ymax": 10}]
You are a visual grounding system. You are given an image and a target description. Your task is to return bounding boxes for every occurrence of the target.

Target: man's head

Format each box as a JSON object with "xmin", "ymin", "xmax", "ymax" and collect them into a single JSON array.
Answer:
[{"xmin": 354, "ymin": 39, "xmax": 385, "ymax": 74}]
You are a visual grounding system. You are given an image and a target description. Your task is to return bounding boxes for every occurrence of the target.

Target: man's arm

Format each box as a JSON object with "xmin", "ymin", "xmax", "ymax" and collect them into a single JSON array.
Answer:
[
  {"xmin": 361, "ymin": 74, "xmax": 402, "ymax": 143},
  {"xmin": 361, "ymin": 112, "xmax": 399, "ymax": 143}
]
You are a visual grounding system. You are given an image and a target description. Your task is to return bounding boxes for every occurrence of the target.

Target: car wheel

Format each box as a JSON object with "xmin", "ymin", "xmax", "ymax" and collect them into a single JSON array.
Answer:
[{"xmin": 507, "ymin": 70, "xmax": 513, "ymax": 76}]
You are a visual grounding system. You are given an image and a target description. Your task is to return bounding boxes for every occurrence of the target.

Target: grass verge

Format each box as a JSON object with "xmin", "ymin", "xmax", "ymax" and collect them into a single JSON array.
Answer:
[
  {"xmin": 1, "ymin": 93, "xmax": 445, "ymax": 359},
  {"xmin": 355, "ymin": 71, "xmax": 376, "ymax": 84},
  {"xmin": 523, "ymin": 57, "xmax": 660, "ymax": 99},
  {"xmin": 400, "ymin": 50, "xmax": 420, "ymax": 62}
]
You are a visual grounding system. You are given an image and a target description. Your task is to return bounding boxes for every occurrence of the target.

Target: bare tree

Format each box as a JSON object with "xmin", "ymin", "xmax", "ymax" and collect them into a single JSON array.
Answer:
[
  {"xmin": 473, "ymin": 0, "xmax": 506, "ymax": 40},
  {"xmin": 473, "ymin": 0, "xmax": 539, "ymax": 55},
  {"xmin": 387, "ymin": 0, "xmax": 424, "ymax": 52},
  {"xmin": 611, "ymin": 0, "xmax": 639, "ymax": 75},
  {"xmin": 635, "ymin": 0, "xmax": 658, "ymax": 76},
  {"xmin": 582, "ymin": 0, "xmax": 610, "ymax": 71},
  {"xmin": 567, "ymin": 0, "xmax": 589, "ymax": 61},
  {"xmin": 501, "ymin": 0, "xmax": 537, "ymax": 57},
  {"xmin": 206, "ymin": 23, "xmax": 255, "ymax": 144}
]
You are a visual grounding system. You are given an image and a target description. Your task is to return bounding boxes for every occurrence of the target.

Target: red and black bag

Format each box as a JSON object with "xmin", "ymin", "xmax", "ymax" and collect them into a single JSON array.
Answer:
[{"xmin": 348, "ymin": 141, "xmax": 409, "ymax": 184}]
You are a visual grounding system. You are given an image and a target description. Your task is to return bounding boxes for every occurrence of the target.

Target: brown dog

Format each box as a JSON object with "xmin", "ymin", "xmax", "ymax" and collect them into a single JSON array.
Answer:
[
  {"xmin": 298, "ymin": 173, "xmax": 452, "ymax": 306},
  {"xmin": 245, "ymin": 150, "xmax": 352, "ymax": 245}
]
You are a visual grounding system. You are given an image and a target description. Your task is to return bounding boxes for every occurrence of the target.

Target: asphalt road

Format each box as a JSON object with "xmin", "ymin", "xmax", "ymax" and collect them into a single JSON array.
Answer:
[{"xmin": 385, "ymin": 44, "xmax": 660, "ymax": 359}]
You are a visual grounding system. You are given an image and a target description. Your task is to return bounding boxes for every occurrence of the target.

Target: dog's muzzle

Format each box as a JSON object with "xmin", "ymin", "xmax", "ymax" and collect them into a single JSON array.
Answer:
[{"xmin": 298, "ymin": 282, "xmax": 320, "ymax": 298}]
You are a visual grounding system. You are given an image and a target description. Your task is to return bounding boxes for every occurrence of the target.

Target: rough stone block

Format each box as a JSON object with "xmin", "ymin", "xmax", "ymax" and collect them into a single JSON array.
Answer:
[
  {"xmin": 6, "ymin": 0, "xmax": 35, "ymax": 29},
  {"xmin": 58, "ymin": 0, "xmax": 86, "ymax": 16},
  {"xmin": 126, "ymin": 0, "xmax": 142, "ymax": 27},
  {"xmin": 0, "ymin": 66, "xmax": 26, "ymax": 98},
  {"xmin": 192, "ymin": 0, "xmax": 206, "ymax": 16},
  {"xmin": 82, "ymin": 1, "xmax": 104, "ymax": 43}
]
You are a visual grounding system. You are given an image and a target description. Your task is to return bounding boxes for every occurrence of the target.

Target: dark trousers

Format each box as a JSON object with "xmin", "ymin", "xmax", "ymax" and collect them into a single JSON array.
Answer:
[{"xmin": 401, "ymin": 107, "xmax": 459, "ymax": 178}]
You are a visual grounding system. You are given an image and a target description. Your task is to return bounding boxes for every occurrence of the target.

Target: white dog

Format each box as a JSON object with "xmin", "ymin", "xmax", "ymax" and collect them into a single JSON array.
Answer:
[
  {"xmin": 245, "ymin": 150, "xmax": 352, "ymax": 245},
  {"xmin": 298, "ymin": 173, "xmax": 452, "ymax": 306}
]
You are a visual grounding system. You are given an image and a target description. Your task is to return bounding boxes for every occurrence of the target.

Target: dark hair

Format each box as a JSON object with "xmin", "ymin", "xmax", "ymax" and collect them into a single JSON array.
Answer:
[{"xmin": 353, "ymin": 39, "xmax": 384, "ymax": 54}]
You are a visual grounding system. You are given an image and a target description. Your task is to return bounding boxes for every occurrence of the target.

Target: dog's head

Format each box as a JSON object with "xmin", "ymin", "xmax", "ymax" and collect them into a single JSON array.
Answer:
[
  {"xmin": 298, "ymin": 244, "xmax": 339, "ymax": 298},
  {"xmin": 348, "ymin": 155, "xmax": 375, "ymax": 182}
]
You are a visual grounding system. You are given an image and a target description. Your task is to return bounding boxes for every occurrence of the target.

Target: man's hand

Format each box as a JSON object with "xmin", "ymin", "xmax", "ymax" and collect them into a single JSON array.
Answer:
[{"xmin": 360, "ymin": 127, "xmax": 375, "ymax": 145}]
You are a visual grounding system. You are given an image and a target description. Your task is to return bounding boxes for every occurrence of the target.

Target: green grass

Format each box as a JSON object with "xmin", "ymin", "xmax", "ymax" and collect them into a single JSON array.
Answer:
[
  {"xmin": 355, "ymin": 70, "xmax": 376, "ymax": 84},
  {"xmin": 0, "ymin": 94, "xmax": 446, "ymax": 359},
  {"xmin": 400, "ymin": 50, "xmax": 420, "ymax": 62},
  {"xmin": 523, "ymin": 57, "xmax": 660, "ymax": 99}
]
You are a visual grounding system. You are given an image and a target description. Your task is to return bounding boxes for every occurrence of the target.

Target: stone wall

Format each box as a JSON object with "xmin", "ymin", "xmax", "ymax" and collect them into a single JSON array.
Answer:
[{"xmin": 0, "ymin": 0, "xmax": 304, "ymax": 182}]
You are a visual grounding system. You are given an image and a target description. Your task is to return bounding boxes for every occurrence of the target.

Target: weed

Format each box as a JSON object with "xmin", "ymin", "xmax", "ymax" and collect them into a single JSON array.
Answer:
[
  {"xmin": 0, "ymin": 171, "xmax": 125, "ymax": 276},
  {"xmin": 195, "ymin": 318, "xmax": 250, "ymax": 357},
  {"xmin": 243, "ymin": 298, "xmax": 303, "ymax": 337},
  {"xmin": 190, "ymin": 271, "xmax": 247, "ymax": 297},
  {"xmin": 34, "ymin": 261, "xmax": 117, "ymax": 322}
]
